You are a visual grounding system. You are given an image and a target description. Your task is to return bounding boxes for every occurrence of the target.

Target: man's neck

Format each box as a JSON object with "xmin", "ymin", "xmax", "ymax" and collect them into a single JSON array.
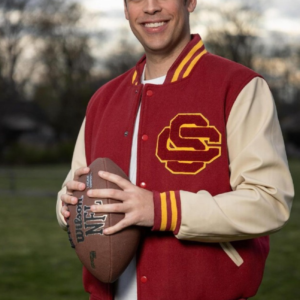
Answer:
[
  {"xmin": 144, "ymin": 53, "xmax": 176, "ymax": 80},
  {"xmin": 144, "ymin": 37, "xmax": 191, "ymax": 81}
]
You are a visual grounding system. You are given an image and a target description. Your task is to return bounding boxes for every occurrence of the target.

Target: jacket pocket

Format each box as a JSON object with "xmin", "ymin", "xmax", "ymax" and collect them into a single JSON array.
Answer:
[{"xmin": 220, "ymin": 242, "xmax": 244, "ymax": 267}]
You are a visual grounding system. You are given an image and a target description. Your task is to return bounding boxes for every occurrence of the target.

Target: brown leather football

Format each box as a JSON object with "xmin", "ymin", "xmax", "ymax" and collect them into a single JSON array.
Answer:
[{"xmin": 67, "ymin": 158, "xmax": 141, "ymax": 283}]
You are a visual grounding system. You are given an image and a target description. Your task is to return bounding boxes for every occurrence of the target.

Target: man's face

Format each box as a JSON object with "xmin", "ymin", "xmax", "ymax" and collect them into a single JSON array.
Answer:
[{"xmin": 124, "ymin": 0, "xmax": 197, "ymax": 56}]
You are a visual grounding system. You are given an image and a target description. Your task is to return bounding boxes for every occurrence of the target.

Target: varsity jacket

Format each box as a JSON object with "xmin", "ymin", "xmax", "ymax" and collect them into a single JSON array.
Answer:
[{"xmin": 56, "ymin": 35, "xmax": 293, "ymax": 300}]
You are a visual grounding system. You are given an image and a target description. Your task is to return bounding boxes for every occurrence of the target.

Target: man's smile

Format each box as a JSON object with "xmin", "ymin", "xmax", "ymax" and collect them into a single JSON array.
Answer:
[{"xmin": 144, "ymin": 21, "xmax": 167, "ymax": 28}]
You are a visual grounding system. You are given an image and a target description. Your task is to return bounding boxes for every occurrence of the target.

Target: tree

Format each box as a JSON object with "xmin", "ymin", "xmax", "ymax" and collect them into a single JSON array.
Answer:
[
  {"xmin": 104, "ymin": 32, "xmax": 143, "ymax": 79},
  {"xmin": 0, "ymin": 0, "xmax": 98, "ymax": 144},
  {"xmin": 33, "ymin": 0, "xmax": 96, "ymax": 140},
  {"xmin": 195, "ymin": 2, "xmax": 263, "ymax": 69},
  {"xmin": 0, "ymin": 0, "xmax": 37, "ymax": 101}
]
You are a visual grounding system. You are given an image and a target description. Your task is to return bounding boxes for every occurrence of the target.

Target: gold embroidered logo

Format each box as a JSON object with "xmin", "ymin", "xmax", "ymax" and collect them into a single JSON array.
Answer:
[{"xmin": 156, "ymin": 114, "xmax": 222, "ymax": 175}]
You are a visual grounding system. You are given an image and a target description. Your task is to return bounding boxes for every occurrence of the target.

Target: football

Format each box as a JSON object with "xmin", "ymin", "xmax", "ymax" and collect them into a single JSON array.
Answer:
[{"xmin": 67, "ymin": 158, "xmax": 142, "ymax": 283}]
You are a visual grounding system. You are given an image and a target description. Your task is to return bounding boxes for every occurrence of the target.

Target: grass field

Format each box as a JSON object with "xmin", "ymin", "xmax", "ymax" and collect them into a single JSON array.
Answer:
[
  {"xmin": 0, "ymin": 161, "xmax": 299, "ymax": 299},
  {"xmin": 0, "ymin": 165, "xmax": 87, "ymax": 300}
]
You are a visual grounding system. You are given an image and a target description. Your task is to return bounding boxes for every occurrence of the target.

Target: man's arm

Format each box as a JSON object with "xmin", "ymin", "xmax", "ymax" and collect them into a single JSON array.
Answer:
[
  {"xmin": 56, "ymin": 117, "xmax": 155, "ymax": 233},
  {"xmin": 56, "ymin": 118, "xmax": 87, "ymax": 229},
  {"xmin": 88, "ymin": 78, "xmax": 293, "ymax": 242},
  {"xmin": 59, "ymin": 78, "xmax": 294, "ymax": 243},
  {"xmin": 152, "ymin": 77, "xmax": 294, "ymax": 242}
]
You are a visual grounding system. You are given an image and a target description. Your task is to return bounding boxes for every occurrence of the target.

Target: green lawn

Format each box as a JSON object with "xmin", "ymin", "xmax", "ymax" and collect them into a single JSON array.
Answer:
[
  {"xmin": 0, "ymin": 166, "xmax": 87, "ymax": 300},
  {"xmin": 253, "ymin": 160, "xmax": 300, "ymax": 299},
  {"xmin": 0, "ymin": 161, "xmax": 299, "ymax": 299},
  {"xmin": 0, "ymin": 195, "xmax": 87, "ymax": 300}
]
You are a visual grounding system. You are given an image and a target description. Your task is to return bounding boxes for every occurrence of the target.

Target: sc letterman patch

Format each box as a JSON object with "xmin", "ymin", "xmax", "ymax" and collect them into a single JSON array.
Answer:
[{"xmin": 156, "ymin": 113, "xmax": 222, "ymax": 175}]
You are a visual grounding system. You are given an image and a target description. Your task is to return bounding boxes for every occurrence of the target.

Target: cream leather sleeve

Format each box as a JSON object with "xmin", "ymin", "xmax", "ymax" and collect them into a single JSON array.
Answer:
[
  {"xmin": 56, "ymin": 118, "xmax": 87, "ymax": 229},
  {"xmin": 176, "ymin": 77, "xmax": 294, "ymax": 243}
]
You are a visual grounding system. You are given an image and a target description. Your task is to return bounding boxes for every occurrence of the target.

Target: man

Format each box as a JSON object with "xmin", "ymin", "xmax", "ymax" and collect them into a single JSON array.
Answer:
[{"xmin": 56, "ymin": 1, "xmax": 294, "ymax": 299}]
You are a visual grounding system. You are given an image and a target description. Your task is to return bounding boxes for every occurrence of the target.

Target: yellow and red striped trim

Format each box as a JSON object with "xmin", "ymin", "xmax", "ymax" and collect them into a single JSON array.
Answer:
[
  {"xmin": 183, "ymin": 48, "xmax": 207, "ymax": 79},
  {"xmin": 153, "ymin": 191, "xmax": 181, "ymax": 234},
  {"xmin": 132, "ymin": 70, "xmax": 138, "ymax": 86},
  {"xmin": 171, "ymin": 40, "xmax": 207, "ymax": 83}
]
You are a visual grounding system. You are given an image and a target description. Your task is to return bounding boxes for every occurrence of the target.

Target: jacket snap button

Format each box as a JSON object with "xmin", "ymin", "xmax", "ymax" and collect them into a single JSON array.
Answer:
[
  {"xmin": 142, "ymin": 135, "xmax": 148, "ymax": 141},
  {"xmin": 140, "ymin": 182, "xmax": 147, "ymax": 188},
  {"xmin": 141, "ymin": 276, "xmax": 147, "ymax": 283},
  {"xmin": 146, "ymin": 90, "xmax": 153, "ymax": 97},
  {"xmin": 124, "ymin": 131, "xmax": 129, "ymax": 137}
]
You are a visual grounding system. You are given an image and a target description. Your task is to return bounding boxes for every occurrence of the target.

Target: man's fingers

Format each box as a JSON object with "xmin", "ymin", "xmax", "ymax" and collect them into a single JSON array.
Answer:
[
  {"xmin": 103, "ymin": 219, "xmax": 131, "ymax": 235},
  {"xmin": 74, "ymin": 167, "xmax": 90, "ymax": 180},
  {"xmin": 61, "ymin": 193, "xmax": 78, "ymax": 205},
  {"xmin": 87, "ymin": 187, "xmax": 126, "ymax": 201},
  {"xmin": 98, "ymin": 171, "xmax": 131, "ymax": 190},
  {"xmin": 61, "ymin": 204, "xmax": 70, "ymax": 218},
  {"xmin": 91, "ymin": 203, "xmax": 125, "ymax": 214},
  {"xmin": 89, "ymin": 202, "xmax": 132, "ymax": 235},
  {"xmin": 66, "ymin": 180, "xmax": 85, "ymax": 194}
]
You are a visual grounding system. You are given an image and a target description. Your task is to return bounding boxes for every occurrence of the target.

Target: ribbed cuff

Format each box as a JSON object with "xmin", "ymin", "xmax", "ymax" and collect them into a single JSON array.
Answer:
[{"xmin": 152, "ymin": 191, "xmax": 181, "ymax": 234}]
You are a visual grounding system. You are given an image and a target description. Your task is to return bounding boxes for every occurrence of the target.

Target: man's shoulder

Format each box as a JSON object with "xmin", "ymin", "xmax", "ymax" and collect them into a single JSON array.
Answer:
[
  {"xmin": 98, "ymin": 67, "xmax": 135, "ymax": 95},
  {"xmin": 87, "ymin": 67, "xmax": 135, "ymax": 110},
  {"xmin": 196, "ymin": 53, "xmax": 263, "ymax": 94},
  {"xmin": 203, "ymin": 53, "xmax": 261, "ymax": 78}
]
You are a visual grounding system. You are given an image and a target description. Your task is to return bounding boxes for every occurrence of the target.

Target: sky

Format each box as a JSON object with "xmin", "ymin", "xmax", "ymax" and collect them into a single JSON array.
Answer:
[
  {"xmin": 81, "ymin": 0, "xmax": 300, "ymax": 33},
  {"xmin": 264, "ymin": 0, "xmax": 300, "ymax": 35},
  {"xmin": 80, "ymin": 0, "xmax": 300, "ymax": 57}
]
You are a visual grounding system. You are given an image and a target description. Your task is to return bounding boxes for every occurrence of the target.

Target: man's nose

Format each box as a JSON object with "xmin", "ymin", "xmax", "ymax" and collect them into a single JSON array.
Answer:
[{"xmin": 143, "ymin": 0, "xmax": 162, "ymax": 14}]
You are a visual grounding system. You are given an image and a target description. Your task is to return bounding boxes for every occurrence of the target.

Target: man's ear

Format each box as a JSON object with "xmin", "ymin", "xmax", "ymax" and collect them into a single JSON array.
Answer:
[
  {"xmin": 187, "ymin": 0, "xmax": 197, "ymax": 13},
  {"xmin": 124, "ymin": 0, "xmax": 129, "ymax": 20}
]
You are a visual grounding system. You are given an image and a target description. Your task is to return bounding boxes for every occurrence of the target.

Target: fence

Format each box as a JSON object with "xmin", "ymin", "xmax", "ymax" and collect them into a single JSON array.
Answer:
[{"xmin": 0, "ymin": 165, "xmax": 69, "ymax": 197}]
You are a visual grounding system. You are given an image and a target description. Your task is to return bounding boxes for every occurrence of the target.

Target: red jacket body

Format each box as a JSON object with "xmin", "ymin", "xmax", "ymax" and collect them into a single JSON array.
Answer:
[{"xmin": 83, "ymin": 35, "xmax": 269, "ymax": 300}]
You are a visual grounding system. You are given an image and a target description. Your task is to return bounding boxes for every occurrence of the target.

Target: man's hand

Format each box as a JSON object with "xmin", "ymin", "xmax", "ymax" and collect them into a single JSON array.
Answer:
[
  {"xmin": 60, "ymin": 167, "xmax": 90, "ymax": 219},
  {"xmin": 88, "ymin": 171, "xmax": 154, "ymax": 235}
]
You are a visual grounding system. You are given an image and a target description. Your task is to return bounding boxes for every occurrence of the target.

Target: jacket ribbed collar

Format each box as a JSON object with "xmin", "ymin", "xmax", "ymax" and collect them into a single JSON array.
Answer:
[{"xmin": 131, "ymin": 34, "xmax": 207, "ymax": 85}]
